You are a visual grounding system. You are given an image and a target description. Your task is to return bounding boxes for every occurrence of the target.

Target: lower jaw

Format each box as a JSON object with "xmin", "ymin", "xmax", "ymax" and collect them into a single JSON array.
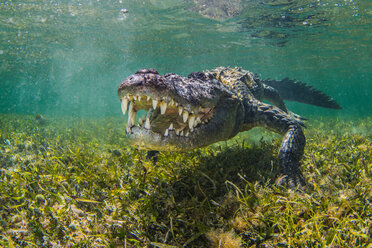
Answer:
[{"xmin": 127, "ymin": 127, "xmax": 199, "ymax": 151}]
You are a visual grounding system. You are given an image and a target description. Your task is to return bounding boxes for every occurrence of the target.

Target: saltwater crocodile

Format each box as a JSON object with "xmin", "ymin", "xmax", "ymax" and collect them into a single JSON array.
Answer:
[{"xmin": 118, "ymin": 67, "xmax": 341, "ymax": 188}]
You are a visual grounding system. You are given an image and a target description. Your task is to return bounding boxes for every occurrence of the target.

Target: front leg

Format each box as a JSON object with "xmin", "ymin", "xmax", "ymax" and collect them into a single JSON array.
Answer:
[
  {"xmin": 246, "ymin": 101, "xmax": 306, "ymax": 188},
  {"xmin": 277, "ymin": 125, "xmax": 306, "ymax": 188}
]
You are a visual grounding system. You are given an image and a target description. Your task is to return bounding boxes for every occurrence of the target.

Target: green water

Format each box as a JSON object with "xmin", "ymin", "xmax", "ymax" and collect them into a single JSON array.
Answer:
[
  {"xmin": 0, "ymin": 0, "xmax": 371, "ymax": 118},
  {"xmin": 1, "ymin": 2, "xmax": 372, "ymax": 246}
]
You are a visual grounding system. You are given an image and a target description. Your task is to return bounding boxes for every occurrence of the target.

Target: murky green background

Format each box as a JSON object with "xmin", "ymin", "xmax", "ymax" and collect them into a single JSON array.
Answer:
[{"xmin": 0, "ymin": 0, "xmax": 371, "ymax": 118}]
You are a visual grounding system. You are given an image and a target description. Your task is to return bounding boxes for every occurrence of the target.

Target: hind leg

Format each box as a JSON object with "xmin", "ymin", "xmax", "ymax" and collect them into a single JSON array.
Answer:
[{"xmin": 263, "ymin": 85, "xmax": 288, "ymax": 112}]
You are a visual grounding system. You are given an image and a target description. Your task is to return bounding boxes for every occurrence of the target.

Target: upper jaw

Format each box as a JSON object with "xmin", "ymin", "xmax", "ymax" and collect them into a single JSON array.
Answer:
[
  {"xmin": 118, "ymin": 69, "xmax": 223, "ymax": 111},
  {"xmin": 118, "ymin": 69, "xmax": 171, "ymax": 105}
]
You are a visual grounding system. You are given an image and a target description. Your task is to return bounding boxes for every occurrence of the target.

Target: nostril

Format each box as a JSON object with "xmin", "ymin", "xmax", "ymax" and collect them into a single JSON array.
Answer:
[{"xmin": 135, "ymin": 69, "xmax": 159, "ymax": 75}]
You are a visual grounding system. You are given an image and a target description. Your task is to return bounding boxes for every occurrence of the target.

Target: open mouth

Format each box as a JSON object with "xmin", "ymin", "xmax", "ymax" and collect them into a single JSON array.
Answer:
[{"xmin": 120, "ymin": 94, "xmax": 214, "ymax": 137}]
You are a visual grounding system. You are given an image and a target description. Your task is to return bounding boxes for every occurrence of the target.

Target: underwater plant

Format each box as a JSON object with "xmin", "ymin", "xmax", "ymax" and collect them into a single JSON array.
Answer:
[{"xmin": 0, "ymin": 114, "xmax": 371, "ymax": 247}]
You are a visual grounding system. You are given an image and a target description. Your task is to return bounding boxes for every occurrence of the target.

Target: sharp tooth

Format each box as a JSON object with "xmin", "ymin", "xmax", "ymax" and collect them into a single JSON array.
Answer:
[
  {"xmin": 178, "ymin": 106, "xmax": 183, "ymax": 116},
  {"xmin": 137, "ymin": 95, "xmax": 141, "ymax": 101},
  {"xmin": 164, "ymin": 129, "xmax": 169, "ymax": 136},
  {"xmin": 128, "ymin": 101, "xmax": 133, "ymax": 113},
  {"xmin": 196, "ymin": 117, "xmax": 201, "ymax": 124},
  {"xmin": 169, "ymin": 123, "xmax": 174, "ymax": 130},
  {"xmin": 128, "ymin": 102, "xmax": 136, "ymax": 127},
  {"xmin": 169, "ymin": 99, "xmax": 175, "ymax": 106},
  {"xmin": 180, "ymin": 130, "xmax": 184, "ymax": 136},
  {"xmin": 138, "ymin": 118, "xmax": 143, "ymax": 125},
  {"xmin": 152, "ymin": 99, "xmax": 158, "ymax": 110},
  {"xmin": 185, "ymin": 131, "xmax": 189, "ymax": 137},
  {"xmin": 121, "ymin": 97, "xmax": 128, "ymax": 115},
  {"xmin": 175, "ymin": 129, "xmax": 180, "ymax": 135},
  {"xmin": 147, "ymin": 96, "xmax": 151, "ymax": 101},
  {"xmin": 127, "ymin": 101, "xmax": 133, "ymax": 122},
  {"xmin": 145, "ymin": 117, "xmax": 150, "ymax": 129},
  {"xmin": 127, "ymin": 95, "xmax": 133, "ymax": 101},
  {"xmin": 126, "ymin": 126, "xmax": 131, "ymax": 134},
  {"xmin": 183, "ymin": 110, "xmax": 189, "ymax": 123},
  {"xmin": 175, "ymin": 102, "xmax": 178, "ymax": 106},
  {"xmin": 160, "ymin": 101, "xmax": 167, "ymax": 114},
  {"xmin": 188, "ymin": 115, "xmax": 195, "ymax": 129},
  {"xmin": 133, "ymin": 96, "xmax": 137, "ymax": 101}
]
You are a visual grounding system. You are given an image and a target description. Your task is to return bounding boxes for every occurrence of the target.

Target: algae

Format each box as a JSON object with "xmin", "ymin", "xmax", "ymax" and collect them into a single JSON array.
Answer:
[{"xmin": 0, "ymin": 114, "xmax": 371, "ymax": 247}]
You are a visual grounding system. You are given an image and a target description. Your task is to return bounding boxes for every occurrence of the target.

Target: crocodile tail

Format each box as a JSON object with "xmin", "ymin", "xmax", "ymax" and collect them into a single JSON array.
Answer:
[{"xmin": 263, "ymin": 78, "xmax": 342, "ymax": 109}]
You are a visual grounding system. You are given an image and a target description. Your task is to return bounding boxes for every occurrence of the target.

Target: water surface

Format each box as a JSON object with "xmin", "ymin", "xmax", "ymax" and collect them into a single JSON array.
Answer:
[{"xmin": 0, "ymin": 0, "xmax": 371, "ymax": 118}]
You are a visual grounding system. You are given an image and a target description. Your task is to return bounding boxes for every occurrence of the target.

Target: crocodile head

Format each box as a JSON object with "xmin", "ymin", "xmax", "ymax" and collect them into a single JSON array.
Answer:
[{"xmin": 118, "ymin": 69, "xmax": 244, "ymax": 151}]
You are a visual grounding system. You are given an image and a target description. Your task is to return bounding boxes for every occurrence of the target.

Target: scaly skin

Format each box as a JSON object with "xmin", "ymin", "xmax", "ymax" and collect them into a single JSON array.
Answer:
[{"xmin": 118, "ymin": 67, "xmax": 340, "ymax": 188}]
